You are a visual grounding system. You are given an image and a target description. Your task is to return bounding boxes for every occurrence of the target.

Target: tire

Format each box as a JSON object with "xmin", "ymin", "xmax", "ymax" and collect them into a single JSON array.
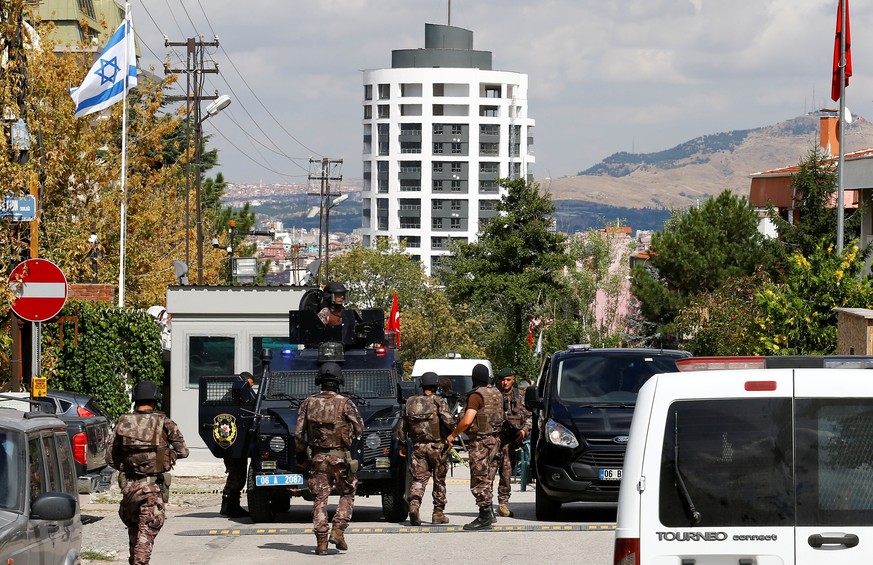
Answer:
[
  {"xmin": 381, "ymin": 468, "xmax": 409, "ymax": 522},
  {"xmin": 535, "ymin": 480, "xmax": 561, "ymax": 521},
  {"xmin": 246, "ymin": 467, "xmax": 275, "ymax": 523}
]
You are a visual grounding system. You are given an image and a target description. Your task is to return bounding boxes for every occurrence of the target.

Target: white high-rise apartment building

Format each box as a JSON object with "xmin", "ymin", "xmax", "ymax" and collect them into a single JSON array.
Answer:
[{"xmin": 361, "ymin": 24, "xmax": 535, "ymax": 276}]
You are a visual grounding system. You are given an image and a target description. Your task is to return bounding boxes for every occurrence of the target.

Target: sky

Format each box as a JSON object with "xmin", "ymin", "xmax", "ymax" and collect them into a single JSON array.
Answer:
[{"xmin": 128, "ymin": 0, "xmax": 868, "ymax": 187}]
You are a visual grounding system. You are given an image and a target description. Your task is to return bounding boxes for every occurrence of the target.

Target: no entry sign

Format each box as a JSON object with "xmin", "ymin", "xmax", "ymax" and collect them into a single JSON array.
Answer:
[{"xmin": 9, "ymin": 259, "xmax": 68, "ymax": 322}]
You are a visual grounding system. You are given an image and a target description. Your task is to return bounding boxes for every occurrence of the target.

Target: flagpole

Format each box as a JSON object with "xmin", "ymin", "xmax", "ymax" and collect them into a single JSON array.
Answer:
[
  {"xmin": 837, "ymin": 0, "xmax": 847, "ymax": 252},
  {"xmin": 118, "ymin": 3, "xmax": 131, "ymax": 306}
]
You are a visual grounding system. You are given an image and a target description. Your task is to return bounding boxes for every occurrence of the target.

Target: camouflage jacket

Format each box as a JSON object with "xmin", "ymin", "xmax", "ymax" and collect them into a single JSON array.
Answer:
[
  {"xmin": 295, "ymin": 391, "xmax": 364, "ymax": 452},
  {"xmin": 107, "ymin": 410, "xmax": 189, "ymax": 476},
  {"xmin": 400, "ymin": 393, "xmax": 454, "ymax": 443}
]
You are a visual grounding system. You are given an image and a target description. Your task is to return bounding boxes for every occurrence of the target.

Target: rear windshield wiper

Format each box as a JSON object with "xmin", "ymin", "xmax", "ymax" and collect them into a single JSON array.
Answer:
[{"xmin": 673, "ymin": 412, "xmax": 701, "ymax": 525}]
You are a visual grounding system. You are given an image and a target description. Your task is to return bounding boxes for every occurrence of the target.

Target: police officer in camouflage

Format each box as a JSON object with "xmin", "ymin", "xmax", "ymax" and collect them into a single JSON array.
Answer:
[
  {"xmin": 495, "ymin": 367, "xmax": 532, "ymax": 518},
  {"xmin": 399, "ymin": 371, "xmax": 455, "ymax": 525},
  {"xmin": 295, "ymin": 362, "xmax": 364, "ymax": 555},
  {"xmin": 445, "ymin": 363, "xmax": 505, "ymax": 530},
  {"xmin": 107, "ymin": 381, "xmax": 189, "ymax": 565}
]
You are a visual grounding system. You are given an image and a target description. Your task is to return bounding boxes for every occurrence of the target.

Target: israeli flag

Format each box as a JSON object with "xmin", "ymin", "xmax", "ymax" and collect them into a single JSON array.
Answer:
[{"xmin": 70, "ymin": 16, "xmax": 137, "ymax": 118}]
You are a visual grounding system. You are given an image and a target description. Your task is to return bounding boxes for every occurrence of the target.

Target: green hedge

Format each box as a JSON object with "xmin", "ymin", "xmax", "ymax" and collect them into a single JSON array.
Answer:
[{"xmin": 42, "ymin": 300, "xmax": 164, "ymax": 421}]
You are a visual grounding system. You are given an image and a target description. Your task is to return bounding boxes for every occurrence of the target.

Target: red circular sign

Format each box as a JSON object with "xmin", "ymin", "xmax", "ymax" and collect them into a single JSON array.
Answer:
[{"xmin": 9, "ymin": 259, "xmax": 68, "ymax": 322}]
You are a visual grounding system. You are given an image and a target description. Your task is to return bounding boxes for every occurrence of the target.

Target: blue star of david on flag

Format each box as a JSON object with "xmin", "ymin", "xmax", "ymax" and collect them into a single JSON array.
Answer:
[
  {"xmin": 97, "ymin": 57, "xmax": 121, "ymax": 86},
  {"xmin": 70, "ymin": 15, "xmax": 138, "ymax": 118}
]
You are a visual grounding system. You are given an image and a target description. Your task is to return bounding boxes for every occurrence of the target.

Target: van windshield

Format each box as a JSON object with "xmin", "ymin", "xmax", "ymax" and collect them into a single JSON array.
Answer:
[{"xmin": 556, "ymin": 354, "xmax": 680, "ymax": 404}]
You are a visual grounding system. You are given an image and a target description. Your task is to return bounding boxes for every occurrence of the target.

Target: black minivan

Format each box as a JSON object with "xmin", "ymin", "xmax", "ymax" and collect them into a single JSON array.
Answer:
[{"xmin": 525, "ymin": 345, "xmax": 690, "ymax": 520}]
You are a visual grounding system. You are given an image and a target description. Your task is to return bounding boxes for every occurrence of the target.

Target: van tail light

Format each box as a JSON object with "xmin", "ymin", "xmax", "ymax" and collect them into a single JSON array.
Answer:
[
  {"xmin": 72, "ymin": 432, "xmax": 88, "ymax": 466},
  {"xmin": 77, "ymin": 406, "xmax": 96, "ymax": 417},
  {"xmin": 614, "ymin": 538, "xmax": 639, "ymax": 565}
]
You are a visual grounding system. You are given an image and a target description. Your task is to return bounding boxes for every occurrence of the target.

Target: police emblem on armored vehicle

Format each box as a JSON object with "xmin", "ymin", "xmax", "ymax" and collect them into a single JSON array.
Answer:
[{"xmin": 213, "ymin": 414, "xmax": 238, "ymax": 448}]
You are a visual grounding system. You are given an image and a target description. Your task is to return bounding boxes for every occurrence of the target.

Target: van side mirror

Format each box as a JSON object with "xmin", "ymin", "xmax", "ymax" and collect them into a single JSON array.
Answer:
[
  {"xmin": 525, "ymin": 385, "xmax": 542, "ymax": 411},
  {"xmin": 397, "ymin": 381, "xmax": 416, "ymax": 404}
]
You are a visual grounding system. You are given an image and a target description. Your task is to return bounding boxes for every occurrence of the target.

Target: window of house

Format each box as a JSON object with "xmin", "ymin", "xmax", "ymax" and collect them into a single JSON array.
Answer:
[
  {"xmin": 433, "ymin": 124, "xmax": 444, "ymax": 135},
  {"xmin": 433, "ymin": 162, "xmax": 443, "ymax": 173},
  {"xmin": 432, "ymin": 217, "xmax": 443, "ymax": 229},
  {"xmin": 450, "ymin": 180, "xmax": 461, "ymax": 192},
  {"xmin": 378, "ymin": 105, "xmax": 390, "ymax": 118},
  {"xmin": 432, "ymin": 200, "xmax": 442, "ymax": 210},
  {"xmin": 451, "ymin": 124, "xmax": 463, "ymax": 135},
  {"xmin": 432, "ymin": 180, "xmax": 442, "ymax": 191},
  {"xmin": 433, "ymin": 143, "xmax": 444, "ymax": 154},
  {"xmin": 451, "ymin": 143, "xmax": 462, "ymax": 154},
  {"xmin": 363, "ymin": 106, "xmax": 372, "ymax": 119},
  {"xmin": 78, "ymin": 0, "xmax": 96, "ymax": 18},
  {"xmin": 364, "ymin": 84, "xmax": 373, "ymax": 100},
  {"xmin": 480, "ymin": 162, "xmax": 499, "ymax": 174},
  {"xmin": 432, "ymin": 237, "xmax": 445, "ymax": 249},
  {"xmin": 378, "ymin": 84, "xmax": 390, "ymax": 99},
  {"xmin": 451, "ymin": 162, "xmax": 462, "ymax": 173},
  {"xmin": 400, "ymin": 142, "xmax": 421, "ymax": 154},
  {"xmin": 450, "ymin": 218, "xmax": 461, "ymax": 229}
]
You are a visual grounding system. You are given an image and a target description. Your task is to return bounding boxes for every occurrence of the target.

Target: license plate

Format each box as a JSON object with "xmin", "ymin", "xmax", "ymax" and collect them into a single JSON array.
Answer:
[
  {"xmin": 255, "ymin": 474, "xmax": 304, "ymax": 486},
  {"xmin": 599, "ymin": 468, "xmax": 622, "ymax": 480}
]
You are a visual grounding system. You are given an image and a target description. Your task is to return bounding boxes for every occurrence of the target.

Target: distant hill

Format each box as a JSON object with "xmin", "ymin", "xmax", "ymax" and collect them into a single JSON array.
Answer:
[
  {"xmin": 543, "ymin": 114, "xmax": 873, "ymax": 210},
  {"xmin": 228, "ymin": 114, "xmax": 873, "ymax": 234}
]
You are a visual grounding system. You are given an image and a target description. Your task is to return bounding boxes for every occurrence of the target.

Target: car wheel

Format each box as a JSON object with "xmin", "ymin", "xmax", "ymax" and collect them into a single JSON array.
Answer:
[
  {"xmin": 535, "ymin": 480, "xmax": 561, "ymax": 521},
  {"xmin": 246, "ymin": 467, "xmax": 275, "ymax": 523},
  {"xmin": 381, "ymin": 465, "xmax": 409, "ymax": 522}
]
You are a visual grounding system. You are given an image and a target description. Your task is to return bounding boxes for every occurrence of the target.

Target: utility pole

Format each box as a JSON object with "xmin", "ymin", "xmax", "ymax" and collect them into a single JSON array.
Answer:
[
  {"xmin": 164, "ymin": 36, "xmax": 220, "ymax": 284},
  {"xmin": 308, "ymin": 158, "xmax": 342, "ymax": 285}
]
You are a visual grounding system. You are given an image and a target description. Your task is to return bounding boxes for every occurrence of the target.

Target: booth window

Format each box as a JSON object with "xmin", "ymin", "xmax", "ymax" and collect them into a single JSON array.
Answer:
[{"xmin": 188, "ymin": 336, "xmax": 235, "ymax": 386}]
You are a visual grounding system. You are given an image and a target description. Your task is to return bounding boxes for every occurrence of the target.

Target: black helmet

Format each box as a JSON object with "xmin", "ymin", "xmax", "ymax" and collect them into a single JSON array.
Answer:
[
  {"xmin": 132, "ymin": 381, "xmax": 161, "ymax": 403},
  {"xmin": 323, "ymin": 282, "xmax": 348, "ymax": 306},
  {"xmin": 315, "ymin": 362, "xmax": 344, "ymax": 387},
  {"xmin": 420, "ymin": 372, "xmax": 439, "ymax": 389},
  {"xmin": 471, "ymin": 364, "xmax": 491, "ymax": 387}
]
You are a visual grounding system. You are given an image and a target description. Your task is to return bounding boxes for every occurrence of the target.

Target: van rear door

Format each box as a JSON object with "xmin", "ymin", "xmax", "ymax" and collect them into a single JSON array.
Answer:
[
  {"xmin": 637, "ymin": 370, "xmax": 795, "ymax": 563},
  {"xmin": 795, "ymin": 369, "xmax": 873, "ymax": 565}
]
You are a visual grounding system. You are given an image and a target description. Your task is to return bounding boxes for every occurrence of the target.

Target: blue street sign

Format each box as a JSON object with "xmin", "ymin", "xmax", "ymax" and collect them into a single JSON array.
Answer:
[{"xmin": 2, "ymin": 195, "xmax": 36, "ymax": 221}]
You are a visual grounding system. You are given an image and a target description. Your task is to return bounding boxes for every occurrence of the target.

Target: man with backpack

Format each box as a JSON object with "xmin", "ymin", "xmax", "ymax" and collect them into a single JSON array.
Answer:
[
  {"xmin": 107, "ymin": 381, "xmax": 189, "ymax": 565},
  {"xmin": 399, "ymin": 371, "xmax": 456, "ymax": 525},
  {"xmin": 295, "ymin": 362, "xmax": 364, "ymax": 555}
]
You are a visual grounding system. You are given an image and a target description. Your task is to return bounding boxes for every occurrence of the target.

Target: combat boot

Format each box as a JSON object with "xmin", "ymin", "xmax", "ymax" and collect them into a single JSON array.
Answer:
[
  {"xmin": 408, "ymin": 502, "xmax": 422, "ymax": 526},
  {"xmin": 490, "ymin": 504, "xmax": 498, "ymax": 523},
  {"xmin": 462, "ymin": 506, "xmax": 494, "ymax": 531},
  {"xmin": 497, "ymin": 503, "xmax": 514, "ymax": 518},
  {"xmin": 329, "ymin": 525, "xmax": 348, "ymax": 550},
  {"xmin": 219, "ymin": 495, "xmax": 249, "ymax": 518},
  {"xmin": 315, "ymin": 534, "xmax": 329, "ymax": 555},
  {"xmin": 431, "ymin": 508, "xmax": 449, "ymax": 524}
]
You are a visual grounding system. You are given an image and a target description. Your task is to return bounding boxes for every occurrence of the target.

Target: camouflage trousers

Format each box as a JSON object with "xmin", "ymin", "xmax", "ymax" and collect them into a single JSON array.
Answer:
[
  {"xmin": 223, "ymin": 456, "xmax": 248, "ymax": 498},
  {"xmin": 307, "ymin": 453, "xmax": 357, "ymax": 535},
  {"xmin": 467, "ymin": 434, "xmax": 501, "ymax": 508},
  {"xmin": 497, "ymin": 437, "xmax": 520, "ymax": 504},
  {"xmin": 407, "ymin": 441, "xmax": 448, "ymax": 510},
  {"xmin": 119, "ymin": 480, "xmax": 165, "ymax": 565}
]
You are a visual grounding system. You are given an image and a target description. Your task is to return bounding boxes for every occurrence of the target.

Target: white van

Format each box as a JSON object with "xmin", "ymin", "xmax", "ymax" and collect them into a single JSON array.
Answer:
[
  {"xmin": 411, "ymin": 357, "xmax": 492, "ymax": 416},
  {"xmin": 615, "ymin": 356, "xmax": 873, "ymax": 565}
]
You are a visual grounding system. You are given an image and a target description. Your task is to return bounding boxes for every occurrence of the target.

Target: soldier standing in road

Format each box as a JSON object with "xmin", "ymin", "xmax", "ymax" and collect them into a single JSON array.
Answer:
[
  {"xmin": 445, "ymin": 363, "xmax": 505, "ymax": 530},
  {"xmin": 399, "ymin": 371, "xmax": 455, "ymax": 525},
  {"xmin": 107, "ymin": 381, "xmax": 189, "ymax": 565},
  {"xmin": 295, "ymin": 362, "xmax": 364, "ymax": 555},
  {"xmin": 220, "ymin": 371, "xmax": 255, "ymax": 518},
  {"xmin": 495, "ymin": 367, "xmax": 532, "ymax": 517}
]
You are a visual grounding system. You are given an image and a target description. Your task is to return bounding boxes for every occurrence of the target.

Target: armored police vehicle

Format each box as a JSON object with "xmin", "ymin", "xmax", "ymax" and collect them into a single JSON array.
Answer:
[{"xmin": 198, "ymin": 290, "xmax": 413, "ymax": 523}]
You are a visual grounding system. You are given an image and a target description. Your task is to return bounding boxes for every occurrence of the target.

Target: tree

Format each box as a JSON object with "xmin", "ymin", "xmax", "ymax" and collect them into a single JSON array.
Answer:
[
  {"xmin": 756, "ymin": 240, "xmax": 873, "ymax": 355},
  {"xmin": 630, "ymin": 189, "xmax": 775, "ymax": 343},
  {"xmin": 440, "ymin": 178, "xmax": 570, "ymax": 369}
]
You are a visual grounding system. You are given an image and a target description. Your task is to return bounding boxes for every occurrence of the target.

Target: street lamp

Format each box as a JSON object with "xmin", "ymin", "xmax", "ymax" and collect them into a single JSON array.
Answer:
[
  {"xmin": 194, "ymin": 94, "xmax": 231, "ymax": 284},
  {"xmin": 324, "ymin": 193, "xmax": 348, "ymax": 281}
]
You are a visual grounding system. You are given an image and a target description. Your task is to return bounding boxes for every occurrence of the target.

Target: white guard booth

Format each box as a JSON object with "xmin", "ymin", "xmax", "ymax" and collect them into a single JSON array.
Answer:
[{"xmin": 166, "ymin": 286, "xmax": 308, "ymax": 463}]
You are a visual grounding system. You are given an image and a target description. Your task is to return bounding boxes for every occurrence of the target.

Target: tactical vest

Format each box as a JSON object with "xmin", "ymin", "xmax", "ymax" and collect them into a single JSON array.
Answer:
[
  {"xmin": 504, "ymin": 390, "xmax": 525, "ymax": 431},
  {"xmin": 306, "ymin": 393, "xmax": 351, "ymax": 449},
  {"xmin": 405, "ymin": 395, "xmax": 443, "ymax": 443},
  {"xmin": 466, "ymin": 385, "xmax": 504, "ymax": 436},
  {"xmin": 115, "ymin": 412, "xmax": 172, "ymax": 475}
]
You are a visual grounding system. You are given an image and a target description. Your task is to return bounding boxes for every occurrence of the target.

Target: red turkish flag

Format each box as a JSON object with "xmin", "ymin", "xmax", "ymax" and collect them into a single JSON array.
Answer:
[
  {"xmin": 528, "ymin": 315, "xmax": 534, "ymax": 348},
  {"xmin": 388, "ymin": 291, "xmax": 400, "ymax": 347},
  {"xmin": 832, "ymin": 0, "xmax": 852, "ymax": 102}
]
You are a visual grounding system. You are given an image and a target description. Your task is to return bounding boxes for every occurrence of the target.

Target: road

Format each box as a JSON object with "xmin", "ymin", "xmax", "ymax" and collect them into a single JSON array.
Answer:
[{"xmin": 81, "ymin": 462, "xmax": 616, "ymax": 565}]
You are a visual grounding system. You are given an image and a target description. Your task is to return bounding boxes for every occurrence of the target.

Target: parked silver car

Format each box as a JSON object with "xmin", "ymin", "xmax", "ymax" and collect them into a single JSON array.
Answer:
[{"xmin": 0, "ymin": 407, "xmax": 82, "ymax": 564}]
